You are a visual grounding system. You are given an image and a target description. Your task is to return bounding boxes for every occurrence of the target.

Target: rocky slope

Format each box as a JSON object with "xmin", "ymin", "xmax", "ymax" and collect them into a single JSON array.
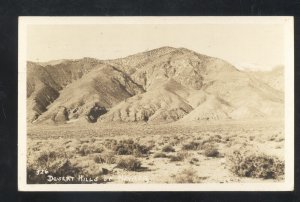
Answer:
[{"xmin": 26, "ymin": 47, "xmax": 284, "ymax": 124}]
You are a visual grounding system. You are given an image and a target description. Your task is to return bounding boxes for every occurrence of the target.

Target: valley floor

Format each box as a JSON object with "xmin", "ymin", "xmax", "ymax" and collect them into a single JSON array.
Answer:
[{"xmin": 26, "ymin": 119, "xmax": 285, "ymax": 184}]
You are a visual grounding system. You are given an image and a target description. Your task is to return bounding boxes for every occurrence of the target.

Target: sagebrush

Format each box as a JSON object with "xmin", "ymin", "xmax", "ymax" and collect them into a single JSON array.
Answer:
[{"xmin": 227, "ymin": 150, "xmax": 284, "ymax": 179}]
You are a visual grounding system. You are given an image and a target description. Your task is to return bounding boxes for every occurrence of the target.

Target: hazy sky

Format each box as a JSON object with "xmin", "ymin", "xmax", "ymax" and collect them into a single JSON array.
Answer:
[{"xmin": 27, "ymin": 23, "xmax": 285, "ymax": 70}]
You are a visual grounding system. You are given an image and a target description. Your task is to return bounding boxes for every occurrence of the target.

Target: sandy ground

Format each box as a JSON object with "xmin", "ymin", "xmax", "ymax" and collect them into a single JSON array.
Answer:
[{"xmin": 26, "ymin": 119, "xmax": 284, "ymax": 184}]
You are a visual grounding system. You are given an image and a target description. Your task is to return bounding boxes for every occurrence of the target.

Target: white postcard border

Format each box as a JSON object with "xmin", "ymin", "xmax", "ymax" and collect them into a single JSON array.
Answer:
[{"xmin": 18, "ymin": 16, "xmax": 294, "ymax": 191}]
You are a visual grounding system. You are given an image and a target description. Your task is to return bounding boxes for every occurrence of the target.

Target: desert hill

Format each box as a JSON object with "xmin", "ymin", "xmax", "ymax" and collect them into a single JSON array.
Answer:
[
  {"xmin": 26, "ymin": 47, "xmax": 284, "ymax": 124},
  {"xmin": 27, "ymin": 58, "xmax": 102, "ymax": 123},
  {"xmin": 28, "ymin": 62, "xmax": 144, "ymax": 124}
]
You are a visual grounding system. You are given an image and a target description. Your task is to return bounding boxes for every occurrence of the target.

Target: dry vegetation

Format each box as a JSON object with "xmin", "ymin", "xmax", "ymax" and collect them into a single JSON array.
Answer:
[
  {"xmin": 27, "ymin": 120, "xmax": 284, "ymax": 184},
  {"xmin": 227, "ymin": 150, "xmax": 284, "ymax": 179}
]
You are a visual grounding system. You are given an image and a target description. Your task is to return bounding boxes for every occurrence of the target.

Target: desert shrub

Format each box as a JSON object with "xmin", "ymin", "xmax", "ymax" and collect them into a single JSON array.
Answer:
[
  {"xmin": 35, "ymin": 150, "xmax": 66, "ymax": 167},
  {"xmin": 107, "ymin": 139, "xmax": 150, "ymax": 156},
  {"xmin": 64, "ymin": 140, "xmax": 72, "ymax": 145},
  {"xmin": 168, "ymin": 136, "xmax": 181, "ymax": 146},
  {"xmin": 162, "ymin": 145, "xmax": 175, "ymax": 152},
  {"xmin": 36, "ymin": 152, "xmax": 52, "ymax": 165},
  {"xmin": 94, "ymin": 151, "xmax": 116, "ymax": 164},
  {"xmin": 77, "ymin": 144, "xmax": 93, "ymax": 156},
  {"xmin": 178, "ymin": 151, "xmax": 190, "ymax": 159},
  {"xmin": 93, "ymin": 147, "xmax": 104, "ymax": 153},
  {"xmin": 204, "ymin": 147, "xmax": 219, "ymax": 157},
  {"xmin": 153, "ymin": 152, "xmax": 168, "ymax": 158},
  {"xmin": 51, "ymin": 160, "xmax": 82, "ymax": 177},
  {"xmin": 227, "ymin": 150, "xmax": 284, "ymax": 179},
  {"xmin": 169, "ymin": 151, "xmax": 189, "ymax": 162},
  {"xmin": 77, "ymin": 143, "xmax": 104, "ymax": 156},
  {"xmin": 189, "ymin": 157, "xmax": 199, "ymax": 164},
  {"xmin": 208, "ymin": 135, "xmax": 222, "ymax": 143},
  {"xmin": 158, "ymin": 141, "xmax": 164, "ymax": 146},
  {"xmin": 276, "ymin": 137, "xmax": 284, "ymax": 142},
  {"xmin": 169, "ymin": 139, "xmax": 180, "ymax": 146},
  {"xmin": 103, "ymin": 139, "xmax": 118, "ymax": 150},
  {"xmin": 202, "ymin": 134, "xmax": 223, "ymax": 146},
  {"xmin": 182, "ymin": 142, "xmax": 201, "ymax": 150},
  {"xmin": 191, "ymin": 157, "xmax": 199, "ymax": 162},
  {"xmin": 93, "ymin": 156, "xmax": 102, "ymax": 164},
  {"xmin": 174, "ymin": 168, "xmax": 201, "ymax": 183},
  {"xmin": 116, "ymin": 156, "xmax": 142, "ymax": 171},
  {"xmin": 144, "ymin": 140, "xmax": 156, "ymax": 150},
  {"xmin": 169, "ymin": 155, "xmax": 183, "ymax": 162},
  {"xmin": 267, "ymin": 135, "xmax": 276, "ymax": 141}
]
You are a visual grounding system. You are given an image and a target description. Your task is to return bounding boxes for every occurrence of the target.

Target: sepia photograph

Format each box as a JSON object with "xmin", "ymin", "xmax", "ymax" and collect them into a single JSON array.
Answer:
[{"xmin": 18, "ymin": 17, "xmax": 294, "ymax": 191}]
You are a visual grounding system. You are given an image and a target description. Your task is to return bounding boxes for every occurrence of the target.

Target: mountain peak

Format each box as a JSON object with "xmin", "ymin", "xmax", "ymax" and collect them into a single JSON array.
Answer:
[
  {"xmin": 155, "ymin": 46, "xmax": 176, "ymax": 51},
  {"xmin": 143, "ymin": 46, "xmax": 177, "ymax": 56}
]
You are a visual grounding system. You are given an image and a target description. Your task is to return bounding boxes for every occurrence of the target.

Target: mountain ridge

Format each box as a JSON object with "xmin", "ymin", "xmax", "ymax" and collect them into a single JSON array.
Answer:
[{"xmin": 26, "ymin": 46, "xmax": 284, "ymax": 124}]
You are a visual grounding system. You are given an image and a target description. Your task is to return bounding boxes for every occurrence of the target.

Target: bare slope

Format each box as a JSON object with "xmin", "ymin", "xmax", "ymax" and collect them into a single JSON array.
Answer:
[
  {"xmin": 33, "ymin": 64, "xmax": 144, "ymax": 124},
  {"xmin": 102, "ymin": 47, "xmax": 283, "ymax": 122},
  {"xmin": 100, "ymin": 79, "xmax": 193, "ymax": 123},
  {"xmin": 27, "ymin": 59, "xmax": 102, "ymax": 123}
]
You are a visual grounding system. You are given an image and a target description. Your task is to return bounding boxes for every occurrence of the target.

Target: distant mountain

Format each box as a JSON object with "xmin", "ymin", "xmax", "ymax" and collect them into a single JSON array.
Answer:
[
  {"xmin": 234, "ymin": 62, "xmax": 275, "ymax": 72},
  {"xmin": 247, "ymin": 65, "xmax": 284, "ymax": 92},
  {"xmin": 26, "ymin": 47, "xmax": 284, "ymax": 124},
  {"xmin": 34, "ymin": 59, "xmax": 71, "ymax": 67}
]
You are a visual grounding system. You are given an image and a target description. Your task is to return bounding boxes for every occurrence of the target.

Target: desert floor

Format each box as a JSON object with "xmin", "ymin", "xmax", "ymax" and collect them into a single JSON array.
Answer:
[{"xmin": 26, "ymin": 119, "xmax": 285, "ymax": 184}]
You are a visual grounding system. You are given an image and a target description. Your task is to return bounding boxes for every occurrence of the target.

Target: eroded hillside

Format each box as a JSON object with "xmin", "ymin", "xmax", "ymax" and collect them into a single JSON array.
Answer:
[{"xmin": 27, "ymin": 47, "xmax": 284, "ymax": 124}]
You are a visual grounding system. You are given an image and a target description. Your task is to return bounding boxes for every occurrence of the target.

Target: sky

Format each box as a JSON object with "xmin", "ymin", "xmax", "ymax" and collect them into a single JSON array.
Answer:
[{"xmin": 27, "ymin": 23, "xmax": 285, "ymax": 70}]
